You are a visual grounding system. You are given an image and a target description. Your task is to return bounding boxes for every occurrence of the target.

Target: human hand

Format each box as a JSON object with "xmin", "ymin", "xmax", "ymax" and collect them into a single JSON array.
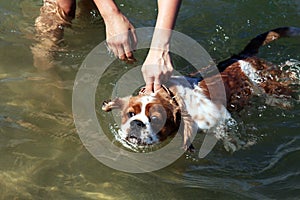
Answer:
[
  {"xmin": 104, "ymin": 12, "xmax": 137, "ymax": 63},
  {"xmin": 141, "ymin": 48, "xmax": 173, "ymax": 93}
]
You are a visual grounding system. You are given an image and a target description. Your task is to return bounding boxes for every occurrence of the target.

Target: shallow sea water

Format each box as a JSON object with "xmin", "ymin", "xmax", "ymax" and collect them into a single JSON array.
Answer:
[{"xmin": 0, "ymin": 0, "xmax": 300, "ymax": 199}]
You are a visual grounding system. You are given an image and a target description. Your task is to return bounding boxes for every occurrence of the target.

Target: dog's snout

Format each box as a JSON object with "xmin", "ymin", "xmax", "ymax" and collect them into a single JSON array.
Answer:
[
  {"xmin": 130, "ymin": 119, "xmax": 146, "ymax": 128},
  {"xmin": 127, "ymin": 133, "xmax": 141, "ymax": 144}
]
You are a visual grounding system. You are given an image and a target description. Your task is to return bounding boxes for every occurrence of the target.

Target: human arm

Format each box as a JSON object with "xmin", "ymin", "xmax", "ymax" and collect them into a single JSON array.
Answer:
[
  {"xmin": 93, "ymin": 0, "xmax": 137, "ymax": 62},
  {"xmin": 141, "ymin": 0, "xmax": 182, "ymax": 93},
  {"xmin": 57, "ymin": 0, "xmax": 76, "ymax": 19}
]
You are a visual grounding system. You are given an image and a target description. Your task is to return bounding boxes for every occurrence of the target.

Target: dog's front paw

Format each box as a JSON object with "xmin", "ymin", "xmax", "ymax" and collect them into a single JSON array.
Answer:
[
  {"xmin": 102, "ymin": 100, "xmax": 113, "ymax": 112},
  {"xmin": 102, "ymin": 97, "xmax": 127, "ymax": 112}
]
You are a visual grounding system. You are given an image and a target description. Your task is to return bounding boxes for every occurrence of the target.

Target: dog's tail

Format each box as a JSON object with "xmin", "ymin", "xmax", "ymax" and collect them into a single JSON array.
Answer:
[{"xmin": 217, "ymin": 27, "xmax": 300, "ymax": 72}]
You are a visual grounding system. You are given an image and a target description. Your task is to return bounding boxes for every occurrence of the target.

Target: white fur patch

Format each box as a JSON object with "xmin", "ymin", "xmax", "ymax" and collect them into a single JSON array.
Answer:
[
  {"xmin": 239, "ymin": 60, "xmax": 261, "ymax": 84},
  {"xmin": 175, "ymin": 85, "xmax": 231, "ymax": 130}
]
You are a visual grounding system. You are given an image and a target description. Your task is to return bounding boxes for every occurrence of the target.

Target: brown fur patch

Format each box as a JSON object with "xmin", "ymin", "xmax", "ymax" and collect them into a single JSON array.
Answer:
[
  {"xmin": 263, "ymin": 31, "xmax": 280, "ymax": 45},
  {"xmin": 244, "ymin": 57, "xmax": 294, "ymax": 96},
  {"xmin": 198, "ymin": 62, "xmax": 254, "ymax": 111},
  {"xmin": 154, "ymin": 90, "xmax": 182, "ymax": 140}
]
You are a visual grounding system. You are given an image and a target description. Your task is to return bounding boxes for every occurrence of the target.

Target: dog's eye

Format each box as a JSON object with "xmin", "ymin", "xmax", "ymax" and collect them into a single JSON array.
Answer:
[
  {"xmin": 150, "ymin": 116, "xmax": 160, "ymax": 124},
  {"xmin": 127, "ymin": 112, "xmax": 135, "ymax": 118}
]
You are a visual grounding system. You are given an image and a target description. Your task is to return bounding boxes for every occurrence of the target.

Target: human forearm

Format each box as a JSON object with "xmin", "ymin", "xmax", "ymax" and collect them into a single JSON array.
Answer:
[
  {"xmin": 156, "ymin": 0, "xmax": 182, "ymax": 29},
  {"xmin": 151, "ymin": 0, "xmax": 182, "ymax": 49},
  {"xmin": 93, "ymin": 0, "xmax": 120, "ymax": 21},
  {"xmin": 142, "ymin": 0, "xmax": 182, "ymax": 92}
]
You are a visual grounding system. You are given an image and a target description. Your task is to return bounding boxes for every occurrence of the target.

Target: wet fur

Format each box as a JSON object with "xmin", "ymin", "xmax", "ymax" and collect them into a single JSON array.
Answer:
[{"xmin": 103, "ymin": 27, "xmax": 300, "ymax": 150}]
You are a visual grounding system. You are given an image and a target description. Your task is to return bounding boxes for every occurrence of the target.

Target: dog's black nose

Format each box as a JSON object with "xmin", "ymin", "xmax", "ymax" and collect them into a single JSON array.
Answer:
[{"xmin": 130, "ymin": 120, "xmax": 146, "ymax": 128}]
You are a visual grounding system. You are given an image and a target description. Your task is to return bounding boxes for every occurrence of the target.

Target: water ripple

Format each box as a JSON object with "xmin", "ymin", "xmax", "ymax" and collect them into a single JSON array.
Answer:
[{"xmin": 260, "ymin": 136, "xmax": 300, "ymax": 173}]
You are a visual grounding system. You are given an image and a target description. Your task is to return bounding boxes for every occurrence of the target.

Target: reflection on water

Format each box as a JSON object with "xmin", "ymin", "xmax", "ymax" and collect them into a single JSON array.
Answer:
[{"xmin": 0, "ymin": 0, "xmax": 300, "ymax": 199}]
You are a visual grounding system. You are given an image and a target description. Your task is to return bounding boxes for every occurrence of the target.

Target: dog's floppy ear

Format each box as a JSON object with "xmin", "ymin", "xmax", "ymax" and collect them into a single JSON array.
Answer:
[
  {"xmin": 172, "ymin": 94, "xmax": 197, "ymax": 151},
  {"xmin": 180, "ymin": 110, "xmax": 197, "ymax": 151},
  {"xmin": 102, "ymin": 97, "xmax": 130, "ymax": 112}
]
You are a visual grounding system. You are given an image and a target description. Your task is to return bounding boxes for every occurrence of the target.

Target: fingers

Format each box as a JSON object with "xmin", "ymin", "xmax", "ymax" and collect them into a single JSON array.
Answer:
[
  {"xmin": 116, "ymin": 44, "xmax": 126, "ymax": 60},
  {"xmin": 123, "ymin": 40, "xmax": 137, "ymax": 63},
  {"xmin": 144, "ymin": 77, "xmax": 155, "ymax": 93},
  {"xmin": 145, "ymin": 83, "xmax": 162, "ymax": 94},
  {"xmin": 130, "ymin": 28, "xmax": 138, "ymax": 51},
  {"xmin": 142, "ymin": 61, "xmax": 173, "ymax": 93},
  {"xmin": 107, "ymin": 43, "xmax": 118, "ymax": 59},
  {"xmin": 107, "ymin": 42, "xmax": 134, "ymax": 62},
  {"xmin": 107, "ymin": 29, "xmax": 137, "ymax": 63},
  {"xmin": 143, "ymin": 73, "xmax": 165, "ymax": 93},
  {"xmin": 154, "ymin": 82, "xmax": 162, "ymax": 92}
]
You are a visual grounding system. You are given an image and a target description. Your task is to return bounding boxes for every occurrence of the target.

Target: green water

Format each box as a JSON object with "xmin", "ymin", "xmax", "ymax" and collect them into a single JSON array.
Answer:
[{"xmin": 1, "ymin": 0, "xmax": 300, "ymax": 199}]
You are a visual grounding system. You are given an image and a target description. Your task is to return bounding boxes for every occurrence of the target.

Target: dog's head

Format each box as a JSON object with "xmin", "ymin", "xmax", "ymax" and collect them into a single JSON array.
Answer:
[{"xmin": 102, "ymin": 86, "xmax": 182, "ymax": 146}]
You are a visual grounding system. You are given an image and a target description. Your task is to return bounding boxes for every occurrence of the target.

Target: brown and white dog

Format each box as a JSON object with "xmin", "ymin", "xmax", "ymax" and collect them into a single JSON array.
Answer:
[{"xmin": 102, "ymin": 27, "xmax": 300, "ymax": 151}]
